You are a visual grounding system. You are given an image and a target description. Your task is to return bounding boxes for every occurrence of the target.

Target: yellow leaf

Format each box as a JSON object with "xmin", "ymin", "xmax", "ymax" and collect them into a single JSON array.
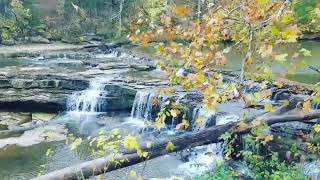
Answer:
[
  {"xmin": 314, "ymin": 124, "xmax": 320, "ymax": 133},
  {"xmin": 281, "ymin": 14, "xmax": 294, "ymax": 24},
  {"xmin": 129, "ymin": 170, "xmax": 137, "ymax": 177},
  {"xmin": 262, "ymin": 134, "xmax": 274, "ymax": 145},
  {"xmin": 302, "ymin": 100, "xmax": 312, "ymax": 114},
  {"xmin": 280, "ymin": 99, "xmax": 290, "ymax": 106},
  {"xmin": 123, "ymin": 135, "xmax": 139, "ymax": 151},
  {"xmin": 166, "ymin": 142, "xmax": 176, "ymax": 152},
  {"xmin": 142, "ymin": 151, "xmax": 149, "ymax": 158},
  {"xmin": 237, "ymin": 121, "xmax": 248, "ymax": 131},
  {"xmin": 274, "ymin": 81, "xmax": 284, "ymax": 88},
  {"xmin": 257, "ymin": 0, "xmax": 269, "ymax": 6},
  {"xmin": 170, "ymin": 109, "xmax": 180, "ymax": 118},
  {"xmin": 281, "ymin": 25, "xmax": 300, "ymax": 42},
  {"xmin": 264, "ymin": 104, "xmax": 276, "ymax": 113}
]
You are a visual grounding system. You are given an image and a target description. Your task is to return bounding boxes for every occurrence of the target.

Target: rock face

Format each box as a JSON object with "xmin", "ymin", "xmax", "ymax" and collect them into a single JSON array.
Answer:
[
  {"xmin": 0, "ymin": 124, "xmax": 67, "ymax": 149},
  {"xmin": 0, "ymin": 49, "xmax": 167, "ymax": 112}
]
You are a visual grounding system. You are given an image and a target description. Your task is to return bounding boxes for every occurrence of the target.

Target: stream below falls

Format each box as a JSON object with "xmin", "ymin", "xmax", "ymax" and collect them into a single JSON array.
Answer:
[{"xmin": 0, "ymin": 41, "xmax": 319, "ymax": 179}]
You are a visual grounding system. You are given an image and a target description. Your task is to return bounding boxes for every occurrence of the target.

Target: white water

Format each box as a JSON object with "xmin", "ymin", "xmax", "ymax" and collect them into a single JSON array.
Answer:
[
  {"xmin": 191, "ymin": 106, "xmax": 215, "ymax": 130},
  {"xmin": 67, "ymin": 79, "xmax": 107, "ymax": 114},
  {"xmin": 303, "ymin": 160, "xmax": 320, "ymax": 179},
  {"xmin": 131, "ymin": 91, "xmax": 162, "ymax": 120},
  {"xmin": 95, "ymin": 49, "xmax": 121, "ymax": 59},
  {"xmin": 171, "ymin": 143, "xmax": 224, "ymax": 178}
]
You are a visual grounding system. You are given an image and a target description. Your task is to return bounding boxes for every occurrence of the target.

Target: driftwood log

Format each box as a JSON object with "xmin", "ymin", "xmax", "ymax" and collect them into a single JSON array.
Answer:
[
  {"xmin": 36, "ymin": 108, "xmax": 320, "ymax": 180},
  {"xmin": 309, "ymin": 66, "xmax": 320, "ymax": 74}
]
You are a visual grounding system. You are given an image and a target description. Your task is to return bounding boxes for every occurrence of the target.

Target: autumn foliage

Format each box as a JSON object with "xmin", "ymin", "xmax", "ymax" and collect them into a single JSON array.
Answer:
[{"xmin": 129, "ymin": 0, "xmax": 313, "ymax": 109}]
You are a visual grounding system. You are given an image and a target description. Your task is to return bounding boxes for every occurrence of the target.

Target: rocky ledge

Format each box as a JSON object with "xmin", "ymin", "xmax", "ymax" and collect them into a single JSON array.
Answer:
[{"xmin": 0, "ymin": 48, "xmax": 166, "ymax": 112}]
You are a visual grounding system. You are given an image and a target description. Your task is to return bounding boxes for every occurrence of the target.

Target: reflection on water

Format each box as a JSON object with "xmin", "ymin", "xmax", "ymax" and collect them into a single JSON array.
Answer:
[
  {"xmin": 0, "ymin": 111, "xmax": 131, "ymax": 180},
  {"xmin": 0, "ymin": 141, "xmax": 88, "ymax": 180},
  {"xmin": 225, "ymin": 40, "xmax": 320, "ymax": 84}
]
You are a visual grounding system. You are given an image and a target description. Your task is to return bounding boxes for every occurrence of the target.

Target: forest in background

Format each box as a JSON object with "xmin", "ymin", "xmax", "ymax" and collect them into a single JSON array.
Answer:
[
  {"xmin": 0, "ymin": 0, "xmax": 319, "ymax": 45},
  {"xmin": 0, "ymin": 0, "xmax": 320, "ymax": 179}
]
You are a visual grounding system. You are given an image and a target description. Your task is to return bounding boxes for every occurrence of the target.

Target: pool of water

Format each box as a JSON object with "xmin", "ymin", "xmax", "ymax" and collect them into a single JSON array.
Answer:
[
  {"xmin": 0, "ymin": 111, "xmax": 137, "ymax": 180},
  {"xmin": 225, "ymin": 40, "xmax": 320, "ymax": 84}
]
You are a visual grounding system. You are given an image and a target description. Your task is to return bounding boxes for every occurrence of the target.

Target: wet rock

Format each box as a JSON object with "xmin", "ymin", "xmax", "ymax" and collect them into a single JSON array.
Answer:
[
  {"xmin": 271, "ymin": 122, "xmax": 313, "ymax": 137},
  {"xmin": 130, "ymin": 64, "xmax": 155, "ymax": 71},
  {"xmin": 302, "ymin": 33, "xmax": 320, "ymax": 41},
  {"xmin": 0, "ymin": 124, "xmax": 67, "ymax": 149},
  {"xmin": 0, "ymin": 124, "xmax": 8, "ymax": 130},
  {"xmin": 0, "ymin": 112, "xmax": 32, "ymax": 129},
  {"xmin": 2, "ymin": 38, "xmax": 15, "ymax": 46},
  {"xmin": 98, "ymin": 63, "xmax": 130, "ymax": 70},
  {"xmin": 229, "ymin": 161, "xmax": 255, "ymax": 179},
  {"xmin": 32, "ymin": 113, "xmax": 57, "ymax": 122},
  {"xmin": 62, "ymin": 37, "xmax": 81, "ymax": 44},
  {"xmin": 29, "ymin": 36, "xmax": 50, "ymax": 44}
]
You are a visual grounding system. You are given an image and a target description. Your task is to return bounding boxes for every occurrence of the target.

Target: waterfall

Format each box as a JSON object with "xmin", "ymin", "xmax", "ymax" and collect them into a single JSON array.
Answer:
[
  {"xmin": 191, "ymin": 106, "xmax": 215, "ymax": 130},
  {"xmin": 191, "ymin": 106, "xmax": 240, "ymax": 130},
  {"xmin": 172, "ymin": 143, "xmax": 224, "ymax": 178},
  {"xmin": 303, "ymin": 160, "xmax": 320, "ymax": 179},
  {"xmin": 67, "ymin": 79, "xmax": 107, "ymax": 114},
  {"xmin": 131, "ymin": 91, "xmax": 163, "ymax": 120}
]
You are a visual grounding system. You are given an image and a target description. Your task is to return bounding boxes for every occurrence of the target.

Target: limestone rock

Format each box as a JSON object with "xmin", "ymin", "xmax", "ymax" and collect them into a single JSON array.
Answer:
[{"xmin": 30, "ymin": 36, "xmax": 50, "ymax": 44}]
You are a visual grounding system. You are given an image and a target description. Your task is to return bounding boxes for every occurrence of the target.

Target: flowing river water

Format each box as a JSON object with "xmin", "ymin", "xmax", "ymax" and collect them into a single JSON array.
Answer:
[{"xmin": 0, "ymin": 41, "xmax": 319, "ymax": 179}]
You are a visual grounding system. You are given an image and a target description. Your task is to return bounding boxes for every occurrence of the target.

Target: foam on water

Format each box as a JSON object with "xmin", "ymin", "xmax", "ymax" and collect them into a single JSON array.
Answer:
[
  {"xmin": 131, "ymin": 91, "xmax": 161, "ymax": 120},
  {"xmin": 67, "ymin": 79, "xmax": 107, "ymax": 114},
  {"xmin": 172, "ymin": 144, "xmax": 224, "ymax": 178}
]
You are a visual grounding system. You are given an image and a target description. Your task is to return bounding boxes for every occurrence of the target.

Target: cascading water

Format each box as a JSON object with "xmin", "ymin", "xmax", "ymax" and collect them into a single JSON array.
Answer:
[
  {"xmin": 66, "ymin": 79, "xmax": 108, "ymax": 135},
  {"xmin": 67, "ymin": 79, "xmax": 107, "ymax": 114},
  {"xmin": 303, "ymin": 160, "xmax": 320, "ymax": 179},
  {"xmin": 131, "ymin": 91, "xmax": 162, "ymax": 120}
]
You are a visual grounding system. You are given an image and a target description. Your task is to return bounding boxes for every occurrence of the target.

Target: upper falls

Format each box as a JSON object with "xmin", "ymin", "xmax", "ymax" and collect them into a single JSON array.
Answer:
[
  {"xmin": 67, "ymin": 79, "xmax": 107, "ymax": 114},
  {"xmin": 131, "ymin": 90, "xmax": 165, "ymax": 120}
]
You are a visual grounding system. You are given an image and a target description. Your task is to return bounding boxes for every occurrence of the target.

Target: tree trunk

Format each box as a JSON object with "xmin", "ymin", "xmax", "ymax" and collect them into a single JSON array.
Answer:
[
  {"xmin": 197, "ymin": 0, "xmax": 201, "ymax": 20},
  {"xmin": 118, "ymin": 0, "xmax": 124, "ymax": 37}
]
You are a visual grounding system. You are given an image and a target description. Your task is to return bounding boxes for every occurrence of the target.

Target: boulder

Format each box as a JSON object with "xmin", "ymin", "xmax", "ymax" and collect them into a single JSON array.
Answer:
[
  {"xmin": 29, "ymin": 36, "xmax": 50, "ymax": 44},
  {"xmin": 2, "ymin": 38, "xmax": 15, "ymax": 46}
]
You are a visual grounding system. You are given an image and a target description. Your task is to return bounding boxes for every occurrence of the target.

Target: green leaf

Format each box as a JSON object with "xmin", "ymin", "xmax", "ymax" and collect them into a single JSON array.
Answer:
[
  {"xmin": 257, "ymin": 0, "xmax": 269, "ymax": 6},
  {"xmin": 298, "ymin": 60, "xmax": 307, "ymax": 68},
  {"xmin": 166, "ymin": 142, "xmax": 176, "ymax": 152}
]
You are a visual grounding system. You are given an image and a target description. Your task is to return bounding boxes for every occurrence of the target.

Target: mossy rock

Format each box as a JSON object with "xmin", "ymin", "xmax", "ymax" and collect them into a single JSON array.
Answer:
[{"xmin": 0, "ymin": 124, "xmax": 8, "ymax": 130}]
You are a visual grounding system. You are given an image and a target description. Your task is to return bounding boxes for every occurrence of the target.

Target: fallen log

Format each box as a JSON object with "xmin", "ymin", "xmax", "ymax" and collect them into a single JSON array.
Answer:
[
  {"xmin": 36, "ymin": 110, "xmax": 320, "ymax": 180},
  {"xmin": 309, "ymin": 66, "xmax": 320, "ymax": 74}
]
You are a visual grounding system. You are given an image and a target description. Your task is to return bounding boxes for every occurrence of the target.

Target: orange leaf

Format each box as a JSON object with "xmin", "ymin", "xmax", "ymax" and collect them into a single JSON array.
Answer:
[
  {"xmin": 174, "ymin": 6, "xmax": 191, "ymax": 17},
  {"xmin": 302, "ymin": 100, "xmax": 312, "ymax": 114}
]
